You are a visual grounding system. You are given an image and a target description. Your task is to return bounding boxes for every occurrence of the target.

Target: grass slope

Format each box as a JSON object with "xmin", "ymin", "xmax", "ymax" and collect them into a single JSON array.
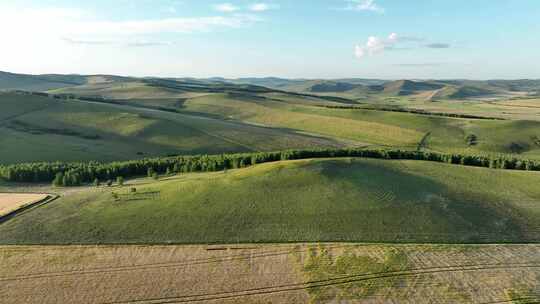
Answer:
[
  {"xmin": 183, "ymin": 93, "xmax": 423, "ymax": 147},
  {"xmin": 0, "ymin": 92, "xmax": 344, "ymax": 164},
  {"xmin": 182, "ymin": 93, "xmax": 540, "ymax": 156},
  {"xmin": 6, "ymin": 77, "xmax": 540, "ymax": 162},
  {"xmin": 1, "ymin": 158, "xmax": 539, "ymax": 244}
]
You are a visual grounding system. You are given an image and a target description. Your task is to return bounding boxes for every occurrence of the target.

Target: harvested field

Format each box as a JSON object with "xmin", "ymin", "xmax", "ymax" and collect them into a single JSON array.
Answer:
[
  {"xmin": 0, "ymin": 193, "xmax": 49, "ymax": 217},
  {"xmin": 1, "ymin": 244, "xmax": 539, "ymax": 304}
]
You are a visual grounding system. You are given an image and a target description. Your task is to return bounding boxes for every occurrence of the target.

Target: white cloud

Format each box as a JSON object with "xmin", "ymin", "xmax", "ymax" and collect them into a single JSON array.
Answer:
[
  {"xmin": 62, "ymin": 37, "xmax": 172, "ymax": 48},
  {"xmin": 70, "ymin": 16, "xmax": 255, "ymax": 36},
  {"xmin": 355, "ymin": 33, "xmax": 398, "ymax": 59},
  {"xmin": 126, "ymin": 40, "xmax": 173, "ymax": 47},
  {"xmin": 354, "ymin": 33, "xmax": 452, "ymax": 60},
  {"xmin": 0, "ymin": 7, "xmax": 258, "ymax": 40},
  {"xmin": 214, "ymin": 3, "xmax": 239, "ymax": 13},
  {"xmin": 354, "ymin": 45, "xmax": 366, "ymax": 58},
  {"xmin": 346, "ymin": 0, "xmax": 384, "ymax": 13},
  {"xmin": 249, "ymin": 3, "xmax": 279, "ymax": 12},
  {"xmin": 62, "ymin": 37, "xmax": 114, "ymax": 45}
]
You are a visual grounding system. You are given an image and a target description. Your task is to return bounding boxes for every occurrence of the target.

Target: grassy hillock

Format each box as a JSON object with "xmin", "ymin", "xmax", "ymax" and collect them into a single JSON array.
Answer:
[
  {"xmin": 449, "ymin": 86, "xmax": 497, "ymax": 99},
  {"xmin": 1, "ymin": 158, "xmax": 539, "ymax": 244},
  {"xmin": 382, "ymin": 80, "xmax": 444, "ymax": 96},
  {"xmin": 309, "ymin": 81, "xmax": 358, "ymax": 93},
  {"xmin": 48, "ymin": 80, "xmax": 193, "ymax": 99}
]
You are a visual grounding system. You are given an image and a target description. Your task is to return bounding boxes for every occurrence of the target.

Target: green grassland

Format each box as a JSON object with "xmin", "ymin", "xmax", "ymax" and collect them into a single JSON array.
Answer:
[
  {"xmin": 3, "ymin": 76, "xmax": 540, "ymax": 165},
  {"xmin": 49, "ymin": 80, "xmax": 540, "ymax": 158},
  {"xmin": 45, "ymin": 78, "xmax": 540, "ymax": 155},
  {"xmin": 49, "ymin": 80, "xmax": 202, "ymax": 99},
  {"xmin": 179, "ymin": 92, "xmax": 540, "ymax": 157},
  {"xmin": 1, "ymin": 158, "xmax": 539, "ymax": 244},
  {"xmin": 0, "ymin": 92, "xmax": 346, "ymax": 164},
  {"xmin": 3, "ymin": 76, "xmax": 540, "ymax": 162},
  {"xmin": 0, "ymin": 93, "xmax": 57, "ymax": 120}
]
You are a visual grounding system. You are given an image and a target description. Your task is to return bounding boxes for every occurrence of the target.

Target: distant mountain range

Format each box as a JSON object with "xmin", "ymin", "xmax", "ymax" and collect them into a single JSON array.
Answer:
[{"xmin": 2, "ymin": 70, "xmax": 539, "ymax": 100}]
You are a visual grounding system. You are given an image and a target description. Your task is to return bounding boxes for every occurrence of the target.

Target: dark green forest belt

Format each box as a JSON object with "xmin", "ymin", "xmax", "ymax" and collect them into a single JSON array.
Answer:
[{"xmin": 1, "ymin": 148, "xmax": 539, "ymax": 187}]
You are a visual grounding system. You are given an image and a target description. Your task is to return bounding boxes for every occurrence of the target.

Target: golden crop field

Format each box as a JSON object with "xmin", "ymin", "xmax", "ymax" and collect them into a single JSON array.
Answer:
[
  {"xmin": 1, "ymin": 244, "xmax": 539, "ymax": 304},
  {"xmin": 0, "ymin": 193, "xmax": 49, "ymax": 217}
]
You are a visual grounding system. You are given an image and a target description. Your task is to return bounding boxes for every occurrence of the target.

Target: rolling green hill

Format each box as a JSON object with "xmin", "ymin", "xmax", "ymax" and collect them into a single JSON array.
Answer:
[
  {"xmin": 0, "ymin": 92, "xmax": 345, "ymax": 164},
  {"xmin": 1, "ymin": 158, "xmax": 539, "ymax": 244},
  {"xmin": 0, "ymin": 71, "xmax": 133, "ymax": 92},
  {"xmin": 0, "ymin": 71, "xmax": 85, "ymax": 91},
  {"xmin": 448, "ymin": 85, "xmax": 498, "ymax": 99},
  {"xmin": 2, "ymin": 72, "xmax": 540, "ymax": 164},
  {"xmin": 382, "ymin": 80, "xmax": 445, "ymax": 96},
  {"xmin": 228, "ymin": 78, "xmax": 526, "ymax": 101},
  {"xmin": 40, "ymin": 78, "xmax": 540, "ymax": 159},
  {"xmin": 179, "ymin": 92, "xmax": 540, "ymax": 157}
]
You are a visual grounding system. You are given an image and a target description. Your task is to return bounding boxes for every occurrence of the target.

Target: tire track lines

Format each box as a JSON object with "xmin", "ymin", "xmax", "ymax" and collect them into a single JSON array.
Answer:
[
  {"xmin": 98, "ymin": 263, "xmax": 540, "ymax": 304},
  {"xmin": 0, "ymin": 244, "xmax": 349, "ymax": 282}
]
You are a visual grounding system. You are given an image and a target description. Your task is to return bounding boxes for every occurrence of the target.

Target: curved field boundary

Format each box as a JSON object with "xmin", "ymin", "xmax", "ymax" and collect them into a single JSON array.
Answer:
[
  {"xmin": 0, "ymin": 194, "xmax": 59, "ymax": 225},
  {"xmin": 98, "ymin": 263, "xmax": 540, "ymax": 304}
]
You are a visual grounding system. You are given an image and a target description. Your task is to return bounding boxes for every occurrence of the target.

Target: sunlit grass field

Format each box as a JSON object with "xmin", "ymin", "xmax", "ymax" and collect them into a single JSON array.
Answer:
[
  {"xmin": 1, "ymin": 158, "xmax": 539, "ymax": 244},
  {"xmin": 182, "ymin": 93, "xmax": 540, "ymax": 157},
  {"xmin": 0, "ymin": 92, "xmax": 345, "ymax": 164}
]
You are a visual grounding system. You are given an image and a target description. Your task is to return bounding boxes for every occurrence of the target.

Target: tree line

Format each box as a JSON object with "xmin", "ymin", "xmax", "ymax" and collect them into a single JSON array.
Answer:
[
  {"xmin": 1, "ymin": 148, "xmax": 539, "ymax": 186},
  {"xmin": 320, "ymin": 105, "xmax": 506, "ymax": 120}
]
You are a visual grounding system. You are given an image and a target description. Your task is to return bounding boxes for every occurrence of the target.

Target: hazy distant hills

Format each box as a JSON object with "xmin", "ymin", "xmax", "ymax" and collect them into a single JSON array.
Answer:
[
  {"xmin": 0, "ymin": 71, "xmax": 85, "ymax": 91},
  {"xmin": 0, "ymin": 71, "xmax": 133, "ymax": 91},
  {"xmin": 1, "ymin": 70, "xmax": 539, "ymax": 101},
  {"xmin": 224, "ymin": 77, "xmax": 540, "ymax": 100}
]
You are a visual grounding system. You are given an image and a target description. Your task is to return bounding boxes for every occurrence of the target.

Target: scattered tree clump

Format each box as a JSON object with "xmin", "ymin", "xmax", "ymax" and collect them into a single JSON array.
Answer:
[
  {"xmin": 509, "ymin": 142, "xmax": 526, "ymax": 154},
  {"xmin": 465, "ymin": 134, "xmax": 478, "ymax": 146}
]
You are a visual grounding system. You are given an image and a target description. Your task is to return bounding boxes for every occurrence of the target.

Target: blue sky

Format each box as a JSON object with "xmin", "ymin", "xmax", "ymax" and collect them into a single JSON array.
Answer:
[{"xmin": 1, "ymin": 0, "xmax": 539, "ymax": 79}]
